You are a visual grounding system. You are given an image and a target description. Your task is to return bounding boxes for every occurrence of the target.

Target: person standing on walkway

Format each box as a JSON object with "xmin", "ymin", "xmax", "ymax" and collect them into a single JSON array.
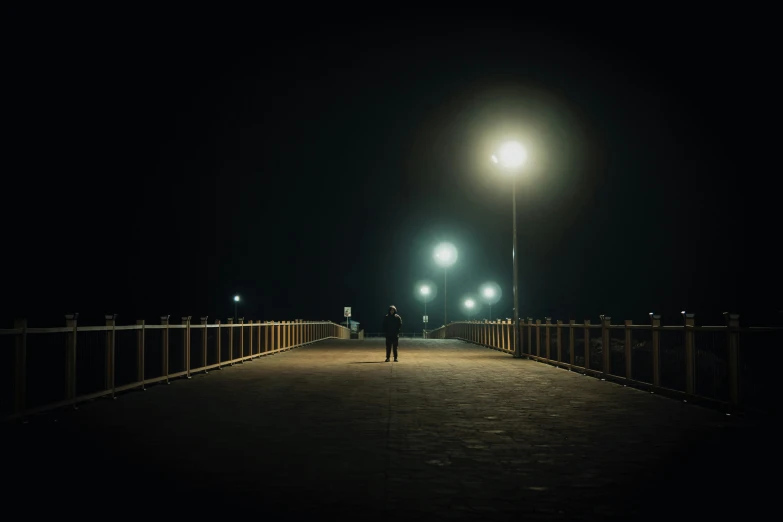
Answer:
[{"xmin": 382, "ymin": 305, "xmax": 402, "ymax": 362}]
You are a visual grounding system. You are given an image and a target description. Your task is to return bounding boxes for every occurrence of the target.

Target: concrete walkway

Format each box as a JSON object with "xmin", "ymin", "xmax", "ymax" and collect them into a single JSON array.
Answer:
[{"xmin": 4, "ymin": 339, "xmax": 772, "ymax": 520}]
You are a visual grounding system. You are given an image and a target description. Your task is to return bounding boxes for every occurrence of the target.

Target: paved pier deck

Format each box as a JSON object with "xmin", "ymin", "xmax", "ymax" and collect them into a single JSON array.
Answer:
[{"xmin": 4, "ymin": 339, "xmax": 772, "ymax": 520}]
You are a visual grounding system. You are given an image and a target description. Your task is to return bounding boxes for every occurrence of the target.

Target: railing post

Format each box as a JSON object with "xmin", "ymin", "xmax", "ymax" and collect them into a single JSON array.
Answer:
[
  {"xmin": 13, "ymin": 319, "xmax": 27, "ymax": 415},
  {"xmin": 276, "ymin": 321, "xmax": 280, "ymax": 351},
  {"xmin": 265, "ymin": 321, "xmax": 271, "ymax": 353},
  {"xmin": 556, "ymin": 320, "xmax": 563, "ymax": 364},
  {"xmin": 216, "ymin": 319, "xmax": 222, "ymax": 368},
  {"xmin": 65, "ymin": 314, "xmax": 78, "ymax": 407},
  {"xmin": 624, "ymin": 320, "xmax": 633, "ymax": 380},
  {"xmin": 526, "ymin": 318, "xmax": 533, "ymax": 358},
  {"xmin": 258, "ymin": 320, "xmax": 263, "ymax": 355},
  {"xmin": 535, "ymin": 319, "xmax": 541, "ymax": 358},
  {"xmin": 105, "ymin": 314, "xmax": 117, "ymax": 397},
  {"xmin": 583, "ymin": 319, "xmax": 591, "ymax": 370},
  {"xmin": 201, "ymin": 317, "xmax": 208, "ymax": 372},
  {"xmin": 545, "ymin": 318, "xmax": 552, "ymax": 360},
  {"xmin": 568, "ymin": 320, "xmax": 575, "ymax": 369},
  {"xmin": 256, "ymin": 320, "xmax": 261, "ymax": 356},
  {"xmin": 651, "ymin": 314, "xmax": 661, "ymax": 387},
  {"xmin": 182, "ymin": 316, "xmax": 191, "ymax": 379},
  {"xmin": 161, "ymin": 315, "xmax": 170, "ymax": 383},
  {"xmin": 238, "ymin": 317, "xmax": 244, "ymax": 362},
  {"xmin": 724, "ymin": 312, "xmax": 740, "ymax": 406},
  {"xmin": 601, "ymin": 315, "xmax": 611, "ymax": 377},
  {"xmin": 247, "ymin": 319, "xmax": 256, "ymax": 361},
  {"xmin": 136, "ymin": 320, "xmax": 145, "ymax": 390},
  {"xmin": 227, "ymin": 318, "xmax": 234, "ymax": 364},
  {"xmin": 683, "ymin": 312, "xmax": 695, "ymax": 395}
]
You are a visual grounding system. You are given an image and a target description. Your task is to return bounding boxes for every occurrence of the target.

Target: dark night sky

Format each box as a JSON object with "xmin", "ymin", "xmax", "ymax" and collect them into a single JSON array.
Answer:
[{"xmin": 3, "ymin": 11, "xmax": 779, "ymax": 328}]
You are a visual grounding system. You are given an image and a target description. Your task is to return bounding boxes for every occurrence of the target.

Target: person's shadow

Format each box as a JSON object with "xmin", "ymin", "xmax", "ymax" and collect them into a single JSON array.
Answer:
[{"xmin": 348, "ymin": 361, "xmax": 385, "ymax": 364}]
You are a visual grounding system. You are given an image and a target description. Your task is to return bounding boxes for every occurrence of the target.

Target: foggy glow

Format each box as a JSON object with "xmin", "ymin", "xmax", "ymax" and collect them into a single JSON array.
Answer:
[
  {"xmin": 434, "ymin": 242, "xmax": 458, "ymax": 267},
  {"xmin": 234, "ymin": 295, "xmax": 240, "ymax": 302},
  {"xmin": 479, "ymin": 281, "xmax": 502, "ymax": 305},
  {"xmin": 414, "ymin": 279, "xmax": 437, "ymax": 303},
  {"xmin": 495, "ymin": 141, "xmax": 527, "ymax": 169},
  {"xmin": 465, "ymin": 299, "xmax": 475, "ymax": 308}
]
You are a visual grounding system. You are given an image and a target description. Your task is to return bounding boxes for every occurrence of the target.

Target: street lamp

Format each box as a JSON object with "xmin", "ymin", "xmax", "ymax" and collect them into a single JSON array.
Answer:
[
  {"xmin": 233, "ymin": 294, "xmax": 240, "ymax": 322},
  {"xmin": 414, "ymin": 279, "xmax": 437, "ymax": 338},
  {"xmin": 482, "ymin": 286, "xmax": 496, "ymax": 320},
  {"xmin": 491, "ymin": 140, "xmax": 528, "ymax": 357},
  {"xmin": 433, "ymin": 242, "xmax": 458, "ymax": 325},
  {"xmin": 421, "ymin": 285, "xmax": 430, "ymax": 335},
  {"xmin": 464, "ymin": 298, "xmax": 475, "ymax": 320}
]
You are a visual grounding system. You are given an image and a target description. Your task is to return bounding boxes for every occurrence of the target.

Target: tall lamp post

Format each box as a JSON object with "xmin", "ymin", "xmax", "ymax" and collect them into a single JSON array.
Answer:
[
  {"xmin": 233, "ymin": 294, "xmax": 240, "ymax": 322},
  {"xmin": 492, "ymin": 141, "xmax": 527, "ymax": 358},
  {"xmin": 434, "ymin": 242, "xmax": 458, "ymax": 326},
  {"xmin": 420, "ymin": 285, "xmax": 430, "ymax": 336}
]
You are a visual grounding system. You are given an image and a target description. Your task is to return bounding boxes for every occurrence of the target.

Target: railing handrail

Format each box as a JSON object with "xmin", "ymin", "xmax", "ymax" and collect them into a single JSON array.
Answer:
[
  {"xmin": 2, "ymin": 317, "xmax": 351, "ymax": 422},
  {"xmin": 0, "ymin": 319, "xmax": 343, "ymax": 336},
  {"xmin": 425, "ymin": 313, "xmax": 781, "ymax": 415}
]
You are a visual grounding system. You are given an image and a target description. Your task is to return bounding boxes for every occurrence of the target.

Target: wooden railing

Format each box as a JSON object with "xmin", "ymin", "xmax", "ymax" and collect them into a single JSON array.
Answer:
[
  {"xmin": 0, "ymin": 315, "xmax": 350, "ymax": 421},
  {"xmin": 427, "ymin": 313, "xmax": 782, "ymax": 414}
]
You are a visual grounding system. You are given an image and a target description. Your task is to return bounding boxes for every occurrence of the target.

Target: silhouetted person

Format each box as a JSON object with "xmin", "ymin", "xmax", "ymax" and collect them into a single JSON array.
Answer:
[{"xmin": 382, "ymin": 305, "xmax": 402, "ymax": 362}]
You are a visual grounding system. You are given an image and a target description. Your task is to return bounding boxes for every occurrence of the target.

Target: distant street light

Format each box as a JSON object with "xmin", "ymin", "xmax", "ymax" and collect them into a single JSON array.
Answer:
[
  {"xmin": 421, "ymin": 284, "xmax": 430, "ymax": 308},
  {"xmin": 233, "ymin": 294, "xmax": 240, "ymax": 322},
  {"xmin": 465, "ymin": 298, "xmax": 475, "ymax": 320},
  {"xmin": 434, "ymin": 242, "xmax": 458, "ymax": 325},
  {"xmin": 492, "ymin": 140, "xmax": 528, "ymax": 358},
  {"xmin": 421, "ymin": 285, "xmax": 430, "ymax": 336},
  {"xmin": 482, "ymin": 286, "xmax": 496, "ymax": 320},
  {"xmin": 479, "ymin": 281, "xmax": 502, "ymax": 321}
]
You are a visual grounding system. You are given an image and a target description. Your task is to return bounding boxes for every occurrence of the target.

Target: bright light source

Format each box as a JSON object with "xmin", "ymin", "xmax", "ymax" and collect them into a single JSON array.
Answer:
[
  {"xmin": 421, "ymin": 286, "xmax": 430, "ymax": 295},
  {"xmin": 234, "ymin": 295, "xmax": 240, "ymax": 302},
  {"xmin": 479, "ymin": 282, "xmax": 502, "ymax": 305},
  {"xmin": 495, "ymin": 141, "xmax": 527, "ymax": 169},
  {"xmin": 465, "ymin": 299, "xmax": 475, "ymax": 308},
  {"xmin": 433, "ymin": 242, "xmax": 458, "ymax": 267}
]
